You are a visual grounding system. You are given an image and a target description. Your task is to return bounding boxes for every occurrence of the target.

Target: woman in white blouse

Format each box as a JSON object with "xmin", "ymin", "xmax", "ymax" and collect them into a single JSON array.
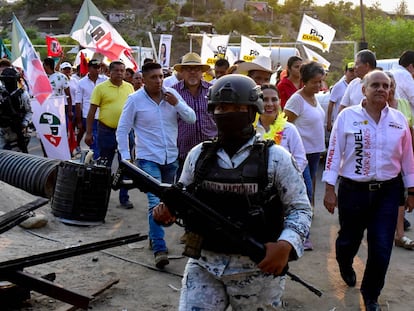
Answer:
[{"xmin": 284, "ymin": 61, "xmax": 326, "ymax": 207}]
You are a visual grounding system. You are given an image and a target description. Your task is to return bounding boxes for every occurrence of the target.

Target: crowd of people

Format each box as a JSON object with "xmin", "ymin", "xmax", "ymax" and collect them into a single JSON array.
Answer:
[{"xmin": 1, "ymin": 47, "xmax": 414, "ymax": 311}]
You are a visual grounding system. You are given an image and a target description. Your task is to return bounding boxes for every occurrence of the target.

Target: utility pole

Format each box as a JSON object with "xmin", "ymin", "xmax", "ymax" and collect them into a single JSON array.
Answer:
[{"xmin": 359, "ymin": 0, "xmax": 368, "ymax": 50}]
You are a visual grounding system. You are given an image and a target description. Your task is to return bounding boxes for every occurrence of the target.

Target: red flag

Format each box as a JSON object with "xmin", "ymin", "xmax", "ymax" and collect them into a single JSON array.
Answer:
[
  {"xmin": 67, "ymin": 119, "xmax": 78, "ymax": 154},
  {"xmin": 79, "ymin": 51, "xmax": 88, "ymax": 76},
  {"xmin": 46, "ymin": 35, "xmax": 63, "ymax": 57}
]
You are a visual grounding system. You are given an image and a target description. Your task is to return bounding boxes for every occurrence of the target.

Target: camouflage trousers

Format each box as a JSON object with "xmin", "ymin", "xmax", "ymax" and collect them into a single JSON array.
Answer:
[{"xmin": 178, "ymin": 258, "xmax": 286, "ymax": 310}]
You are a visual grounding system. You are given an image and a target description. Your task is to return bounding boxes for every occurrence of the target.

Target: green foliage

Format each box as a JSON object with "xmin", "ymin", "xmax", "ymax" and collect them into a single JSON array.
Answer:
[
  {"xmin": 315, "ymin": 1, "xmax": 356, "ymax": 34},
  {"xmin": 58, "ymin": 13, "xmax": 73, "ymax": 26},
  {"xmin": 280, "ymin": 0, "xmax": 315, "ymax": 14},
  {"xmin": 69, "ymin": 0, "xmax": 83, "ymax": 7},
  {"xmin": 180, "ymin": 2, "xmax": 192, "ymax": 17},
  {"xmin": 25, "ymin": 27, "xmax": 39, "ymax": 40},
  {"xmin": 156, "ymin": 0, "xmax": 169, "ymax": 6},
  {"xmin": 159, "ymin": 6, "xmax": 177, "ymax": 22},
  {"xmin": 348, "ymin": 17, "xmax": 414, "ymax": 59},
  {"xmin": 215, "ymin": 11, "xmax": 265, "ymax": 35},
  {"xmin": 206, "ymin": 0, "xmax": 224, "ymax": 13}
]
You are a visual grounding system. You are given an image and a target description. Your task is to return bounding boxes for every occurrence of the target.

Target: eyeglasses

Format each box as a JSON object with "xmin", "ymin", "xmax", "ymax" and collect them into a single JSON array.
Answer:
[
  {"xmin": 263, "ymin": 96, "xmax": 278, "ymax": 102},
  {"xmin": 183, "ymin": 66, "xmax": 202, "ymax": 72}
]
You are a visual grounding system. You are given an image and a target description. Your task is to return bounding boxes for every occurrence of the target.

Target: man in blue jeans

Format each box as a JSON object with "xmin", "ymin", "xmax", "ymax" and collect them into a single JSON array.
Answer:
[
  {"xmin": 85, "ymin": 61, "xmax": 134, "ymax": 209},
  {"xmin": 116, "ymin": 62, "xmax": 195, "ymax": 268}
]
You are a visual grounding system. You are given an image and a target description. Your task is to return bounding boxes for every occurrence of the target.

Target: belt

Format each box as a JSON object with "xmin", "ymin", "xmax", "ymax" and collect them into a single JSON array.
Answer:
[
  {"xmin": 98, "ymin": 121, "xmax": 116, "ymax": 131},
  {"xmin": 339, "ymin": 176, "xmax": 401, "ymax": 191}
]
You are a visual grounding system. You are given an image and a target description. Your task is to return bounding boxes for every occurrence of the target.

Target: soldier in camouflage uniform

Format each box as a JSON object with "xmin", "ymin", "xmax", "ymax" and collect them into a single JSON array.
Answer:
[{"xmin": 154, "ymin": 74, "xmax": 312, "ymax": 310}]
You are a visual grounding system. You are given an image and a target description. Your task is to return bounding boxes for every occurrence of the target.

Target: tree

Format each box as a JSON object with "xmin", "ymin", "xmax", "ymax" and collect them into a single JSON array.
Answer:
[
  {"xmin": 395, "ymin": 0, "xmax": 409, "ymax": 16},
  {"xmin": 215, "ymin": 11, "xmax": 265, "ymax": 35},
  {"xmin": 348, "ymin": 17, "xmax": 414, "ymax": 59}
]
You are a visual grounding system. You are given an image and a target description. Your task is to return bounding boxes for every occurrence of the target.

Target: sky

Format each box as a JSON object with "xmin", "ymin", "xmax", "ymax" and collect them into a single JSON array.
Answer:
[{"xmin": 310, "ymin": 0, "xmax": 413, "ymax": 14}]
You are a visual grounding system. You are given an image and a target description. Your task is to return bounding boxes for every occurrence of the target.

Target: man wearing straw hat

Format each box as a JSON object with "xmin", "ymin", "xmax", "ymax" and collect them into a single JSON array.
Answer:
[
  {"xmin": 235, "ymin": 55, "xmax": 275, "ymax": 86},
  {"xmin": 172, "ymin": 52, "xmax": 217, "ymax": 175}
]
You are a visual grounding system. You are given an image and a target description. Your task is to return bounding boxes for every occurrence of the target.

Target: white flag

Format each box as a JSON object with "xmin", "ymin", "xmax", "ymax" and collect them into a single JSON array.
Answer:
[
  {"xmin": 240, "ymin": 36, "xmax": 271, "ymax": 62},
  {"xmin": 297, "ymin": 14, "xmax": 336, "ymax": 52},
  {"xmin": 158, "ymin": 34, "xmax": 173, "ymax": 68},
  {"xmin": 31, "ymin": 96, "xmax": 71, "ymax": 160},
  {"xmin": 303, "ymin": 45, "xmax": 331, "ymax": 70},
  {"xmin": 200, "ymin": 34, "xmax": 230, "ymax": 67}
]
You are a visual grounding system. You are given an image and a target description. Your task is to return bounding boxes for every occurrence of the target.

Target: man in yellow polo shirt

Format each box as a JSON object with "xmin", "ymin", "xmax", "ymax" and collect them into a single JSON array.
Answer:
[{"xmin": 85, "ymin": 60, "xmax": 135, "ymax": 209}]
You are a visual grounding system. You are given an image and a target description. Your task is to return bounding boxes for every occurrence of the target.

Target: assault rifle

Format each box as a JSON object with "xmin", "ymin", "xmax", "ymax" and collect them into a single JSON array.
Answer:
[{"xmin": 114, "ymin": 160, "xmax": 322, "ymax": 297}]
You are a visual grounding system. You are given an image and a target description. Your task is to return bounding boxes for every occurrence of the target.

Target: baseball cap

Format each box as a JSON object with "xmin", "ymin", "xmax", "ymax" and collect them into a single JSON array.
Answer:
[
  {"xmin": 59, "ymin": 62, "xmax": 72, "ymax": 70},
  {"xmin": 88, "ymin": 59, "xmax": 100, "ymax": 67},
  {"xmin": 346, "ymin": 62, "xmax": 355, "ymax": 71}
]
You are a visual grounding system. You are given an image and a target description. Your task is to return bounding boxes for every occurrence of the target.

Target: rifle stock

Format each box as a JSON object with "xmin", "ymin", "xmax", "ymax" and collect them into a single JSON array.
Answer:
[{"xmin": 115, "ymin": 160, "xmax": 322, "ymax": 297}]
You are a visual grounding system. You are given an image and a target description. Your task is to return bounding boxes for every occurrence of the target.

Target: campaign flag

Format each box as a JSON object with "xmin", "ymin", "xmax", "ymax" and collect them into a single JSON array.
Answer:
[
  {"xmin": 70, "ymin": 0, "xmax": 135, "ymax": 67},
  {"xmin": 79, "ymin": 51, "xmax": 89, "ymax": 75},
  {"xmin": 239, "ymin": 36, "xmax": 271, "ymax": 62},
  {"xmin": 158, "ymin": 34, "xmax": 172, "ymax": 68},
  {"xmin": 11, "ymin": 15, "xmax": 52, "ymax": 105},
  {"xmin": 31, "ymin": 96, "xmax": 71, "ymax": 160},
  {"xmin": 297, "ymin": 14, "xmax": 336, "ymax": 52},
  {"xmin": 200, "ymin": 34, "xmax": 230, "ymax": 67},
  {"xmin": 303, "ymin": 45, "xmax": 331, "ymax": 70},
  {"xmin": 46, "ymin": 35, "xmax": 63, "ymax": 57},
  {"xmin": 120, "ymin": 48, "xmax": 138, "ymax": 71},
  {"xmin": 225, "ymin": 47, "xmax": 237, "ymax": 66},
  {"xmin": 0, "ymin": 38, "xmax": 11, "ymax": 59}
]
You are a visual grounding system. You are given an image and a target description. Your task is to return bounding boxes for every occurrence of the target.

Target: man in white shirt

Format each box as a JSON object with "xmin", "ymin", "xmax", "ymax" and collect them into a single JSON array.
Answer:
[
  {"xmin": 326, "ymin": 62, "xmax": 356, "ymax": 131},
  {"xmin": 323, "ymin": 70, "xmax": 414, "ymax": 311},
  {"xmin": 75, "ymin": 59, "xmax": 107, "ymax": 159},
  {"xmin": 339, "ymin": 50, "xmax": 376, "ymax": 112},
  {"xmin": 391, "ymin": 50, "xmax": 414, "ymax": 115},
  {"xmin": 116, "ymin": 62, "xmax": 195, "ymax": 269}
]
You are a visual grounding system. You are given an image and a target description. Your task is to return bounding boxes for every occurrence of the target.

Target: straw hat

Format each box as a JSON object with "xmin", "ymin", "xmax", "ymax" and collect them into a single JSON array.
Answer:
[
  {"xmin": 234, "ymin": 55, "xmax": 275, "ymax": 74},
  {"xmin": 173, "ymin": 52, "xmax": 210, "ymax": 72}
]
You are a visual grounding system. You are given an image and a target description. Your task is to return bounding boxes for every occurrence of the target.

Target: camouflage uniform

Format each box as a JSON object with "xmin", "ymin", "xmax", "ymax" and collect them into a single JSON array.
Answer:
[{"xmin": 178, "ymin": 135, "xmax": 312, "ymax": 310}]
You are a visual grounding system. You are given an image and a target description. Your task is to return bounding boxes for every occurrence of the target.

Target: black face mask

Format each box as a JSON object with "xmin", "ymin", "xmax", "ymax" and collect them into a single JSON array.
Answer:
[
  {"xmin": 214, "ymin": 112, "xmax": 255, "ymax": 156},
  {"xmin": 2, "ymin": 79, "xmax": 18, "ymax": 94}
]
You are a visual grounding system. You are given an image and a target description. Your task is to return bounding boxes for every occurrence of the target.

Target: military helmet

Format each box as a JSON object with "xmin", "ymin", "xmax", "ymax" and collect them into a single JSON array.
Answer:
[
  {"xmin": 207, "ymin": 74, "xmax": 263, "ymax": 114},
  {"xmin": 0, "ymin": 67, "xmax": 20, "ymax": 80}
]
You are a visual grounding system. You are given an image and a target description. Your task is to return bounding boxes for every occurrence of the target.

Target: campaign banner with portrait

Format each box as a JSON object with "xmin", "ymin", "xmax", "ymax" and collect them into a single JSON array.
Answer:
[{"xmin": 158, "ymin": 34, "xmax": 172, "ymax": 68}]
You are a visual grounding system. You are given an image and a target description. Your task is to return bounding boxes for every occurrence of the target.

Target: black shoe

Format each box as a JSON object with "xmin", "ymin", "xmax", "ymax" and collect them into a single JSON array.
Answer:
[
  {"xmin": 364, "ymin": 299, "xmax": 381, "ymax": 311},
  {"xmin": 404, "ymin": 217, "xmax": 411, "ymax": 231},
  {"xmin": 339, "ymin": 266, "xmax": 356, "ymax": 287}
]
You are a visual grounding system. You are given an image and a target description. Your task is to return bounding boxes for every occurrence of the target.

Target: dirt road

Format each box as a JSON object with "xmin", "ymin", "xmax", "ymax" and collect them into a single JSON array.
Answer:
[{"xmin": 1, "ymin": 162, "xmax": 414, "ymax": 311}]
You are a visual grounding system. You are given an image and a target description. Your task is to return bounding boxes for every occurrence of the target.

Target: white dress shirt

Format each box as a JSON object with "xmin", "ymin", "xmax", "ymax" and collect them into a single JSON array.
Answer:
[
  {"xmin": 75, "ymin": 74, "xmax": 108, "ymax": 119},
  {"xmin": 116, "ymin": 86, "xmax": 196, "ymax": 164},
  {"xmin": 391, "ymin": 64, "xmax": 414, "ymax": 115},
  {"xmin": 323, "ymin": 104, "xmax": 414, "ymax": 187}
]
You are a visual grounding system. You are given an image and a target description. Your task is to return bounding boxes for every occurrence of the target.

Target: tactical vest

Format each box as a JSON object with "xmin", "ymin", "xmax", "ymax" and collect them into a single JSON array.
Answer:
[
  {"xmin": 0, "ymin": 87, "xmax": 25, "ymax": 128},
  {"xmin": 187, "ymin": 140, "xmax": 284, "ymax": 254}
]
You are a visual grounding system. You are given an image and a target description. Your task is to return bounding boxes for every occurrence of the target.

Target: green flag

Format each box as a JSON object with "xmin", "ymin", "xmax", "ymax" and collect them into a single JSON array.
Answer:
[{"xmin": 0, "ymin": 38, "xmax": 11, "ymax": 59}]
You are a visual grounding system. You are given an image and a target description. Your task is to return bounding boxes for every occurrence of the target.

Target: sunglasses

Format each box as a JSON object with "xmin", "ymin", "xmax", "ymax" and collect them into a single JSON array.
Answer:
[
  {"xmin": 263, "ymin": 96, "xmax": 278, "ymax": 102},
  {"xmin": 183, "ymin": 66, "xmax": 202, "ymax": 72}
]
